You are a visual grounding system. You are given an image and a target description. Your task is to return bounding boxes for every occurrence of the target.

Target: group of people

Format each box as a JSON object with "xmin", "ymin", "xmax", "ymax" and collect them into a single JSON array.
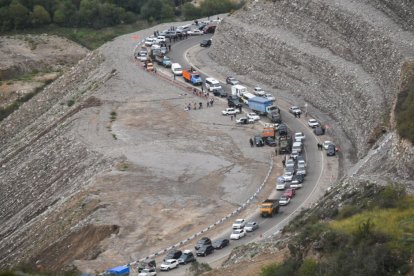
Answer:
[
  {"xmin": 293, "ymin": 112, "xmax": 301, "ymax": 118},
  {"xmin": 184, "ymin": 98, "xmax": 214, "ymax": 111}
]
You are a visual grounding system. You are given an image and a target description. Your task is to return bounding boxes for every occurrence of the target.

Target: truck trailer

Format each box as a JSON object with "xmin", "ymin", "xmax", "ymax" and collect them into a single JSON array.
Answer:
[{"xmin": 248, "ymin": 97, "xmax": 276, "ymax": 115}]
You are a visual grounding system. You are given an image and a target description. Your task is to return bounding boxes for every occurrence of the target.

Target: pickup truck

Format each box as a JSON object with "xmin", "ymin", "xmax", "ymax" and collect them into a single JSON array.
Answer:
[
  {"xmin": 182, "ymin": 68, "xmax": 202, "ymax": 85},
  {"xmin": 259, "ymin": 199, "xmax": 279, "ymax": 217},
  {"xmin": 222, "ymin": 108, "xmax": 240, "ymax": 116}
]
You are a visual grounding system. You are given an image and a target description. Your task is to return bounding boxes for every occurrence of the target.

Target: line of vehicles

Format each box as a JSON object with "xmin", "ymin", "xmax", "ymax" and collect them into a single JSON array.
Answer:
[
  {"xmin": 129, "ymin": 26, "xmax": 341, "ymax": 276},
  {"xmin": 137, "ymin": 221, "xmax": 258, "ymax": 275}
]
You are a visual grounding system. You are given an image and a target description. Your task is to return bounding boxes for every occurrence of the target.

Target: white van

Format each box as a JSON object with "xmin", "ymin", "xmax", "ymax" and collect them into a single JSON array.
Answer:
[
  {"xmin": 205, "ymin": 77, "xmax": 222, "ymax": 91},
  {"xmin": 144, "ymin": 37, "xmax": 157, "ymax": 47},
  {"xmin": 171, "ymin": 63, "xmax": 182, "ymax": 76}
]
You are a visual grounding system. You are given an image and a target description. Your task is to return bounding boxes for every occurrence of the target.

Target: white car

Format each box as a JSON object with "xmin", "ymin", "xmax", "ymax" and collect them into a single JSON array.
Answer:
[
  {"xmin": 230, "ymin": 229, "xmax": 246, "ymax": 240},
  {"xmin": 144, "ymin": 37, "xmax": 157, "ymax": 46},
  {"xmin": 308, "ymin": 119, "xmax": 320, "ymax": 128},
  {"xmin": 279, "ymin": 196, "xmax": 291, "ymax": 206},
  {"xmin": 156, "ymin": 35, "xmax": 166, "ymax": 43},
  {"xmin": 160, "ymin": 259, "xmax": 179, "ymax": 271},
  {"xmin": 282, "ymin": 171, "xmax": 294, "ymax": 182},
  {"xmin": 294, "ymin": 132, "xmax": 306, "ymax": 142},
  {"xmin": 289, "ymin": 106, "xmax": 302, "ymax": 114},
  {"xmin": 138, "ymin": 268, "xmax": 157, "ymax": 276},
  {"xmin": 297, "ymin": 164, "xmax": 307, "ymax": 175},
  {"xmin": 264, "ymin": 93, "xmax": 276, "ymax": 101},
  {"xmin": 253, "ymin": 87, "xmax": 265, "ymax": 96},
  {"xmin": 136, "ymin": 51, "xmax": 148, "ymax": 62},
  {"xmin": 236, "ymin": 117, "xmax": 254, "ymax": 124},
  {"xmin": 232, "ymin": 219, "xmax": 246, "ymax": 229},
  {"xmin": 285, "ymin": 159, "xmax": 295, "ymax": 168},
  {"xmin": 323, "ymin": 140, "xmax": 334, "ymax": 150},
  {"xmin": 222, "ymin": 108, "xmax": 240, "ymax": 116},
  {"xmin": 244, "ymin": 221, "xmax": 259, "ymax": 232},
  {"xmin": 289, "ymin": 182, "xmax": 303, "ymax": 189},
  {"xmin": 247, "ymin": 112, "xmax": 260, "ymax": 121},
  {"xmin": 276, "ymin": 182, "xmax": 286, "ymax": 190},
  {"xmin": 188, "ymin": 29, "xmax": 204, "ymax": 35}
]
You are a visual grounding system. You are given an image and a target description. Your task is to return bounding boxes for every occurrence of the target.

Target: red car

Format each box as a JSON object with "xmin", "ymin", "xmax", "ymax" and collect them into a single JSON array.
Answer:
[{"xmin": 283, "ymin": 188, "xmax": 296, "ymax": 198}]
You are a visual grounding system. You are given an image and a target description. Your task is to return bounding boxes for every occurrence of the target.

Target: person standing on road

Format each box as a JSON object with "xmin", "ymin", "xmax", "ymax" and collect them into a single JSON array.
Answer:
[
  {"xmin": 249, "ymin": 138, "xmax": 254, "ymax": 147},
  {"xmin": 282, "ymin": 159, "xmax": 286, "ymax": 167},
  {"xmin": 168, "ymin": 44, "xmax": 171, "ymax": 51},
  {"xmin": 173, "ymin": 74, "xmax": 176, "ymax": 80},
  {"xmin": 230, "ymin": 115, "xmax": 234, "ymax": 121},
  {"xmin": 210, "ymin": 98, "xmax": 214, "ymax": 107}
]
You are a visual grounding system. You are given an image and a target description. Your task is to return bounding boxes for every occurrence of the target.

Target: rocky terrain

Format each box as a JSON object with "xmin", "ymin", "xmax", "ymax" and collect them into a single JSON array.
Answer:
[
  {"xmin": 210, "ymin": 0, "xmax": 414, "ymax": 187},
  {"xmin": 206, "ymin": 0, "xmax": 414, "ymax": 272}
]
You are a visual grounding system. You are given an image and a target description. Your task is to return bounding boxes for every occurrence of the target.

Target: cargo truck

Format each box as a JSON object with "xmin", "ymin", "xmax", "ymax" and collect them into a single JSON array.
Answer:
[
  {"xmin": 248, "ymin": 97, "xmax": 279, "ymax": 116},
  {"xmin": 182, "ymin": 68, "xmax": 202, "ymax": 85},
  {"xmin": 154, "ymin": 54, "xmax": 172, "ymax": 68},
  {"xmin": 231, "ymin": 84, "xmax": 247, "ymax": 97},
  {"xmin": 259, "ymin": 199, "xmax": 279, "ymax": 217},
  {"xmin": 278, "ymin": 135, "xmax": 292, "ymax": 155}
]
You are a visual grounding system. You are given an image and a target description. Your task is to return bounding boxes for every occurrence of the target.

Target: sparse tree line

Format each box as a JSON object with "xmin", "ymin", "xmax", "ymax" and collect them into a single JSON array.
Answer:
[{"xmin": 0, "ymin": 0, "xmax": 242, "ymax": 32}]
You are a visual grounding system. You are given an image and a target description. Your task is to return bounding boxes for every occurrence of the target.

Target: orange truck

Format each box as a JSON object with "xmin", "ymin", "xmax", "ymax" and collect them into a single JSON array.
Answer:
[
  {"xmin": 182, "ymin": 68, "xmax": 202, "ymax": 85},
  {"xmin": 259, "ymin": 199, "xmax": 279, "ymax": 217},
  {"xmin": 262, "ymin": 127, "xmax": 275, "ymax": 139}
]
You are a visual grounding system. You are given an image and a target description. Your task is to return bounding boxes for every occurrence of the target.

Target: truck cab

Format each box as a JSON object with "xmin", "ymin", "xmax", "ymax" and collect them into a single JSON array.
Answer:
[{"xmin": 231, "ymin": 84, "xmax": 247, "ymax": 97}]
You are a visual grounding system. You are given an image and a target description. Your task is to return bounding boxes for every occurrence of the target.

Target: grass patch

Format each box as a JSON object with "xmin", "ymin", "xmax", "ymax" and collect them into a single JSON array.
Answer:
[
  {"xmin": 330, "ymin": 196, "xmax": 414, "ymax": 250},
  {"xmin": 4, "ymin": 21, "xmax": 152, "ymax": 50},
  {"xmin": 396, "ymin": 83, "xmax": 414, "ymax": 144}
]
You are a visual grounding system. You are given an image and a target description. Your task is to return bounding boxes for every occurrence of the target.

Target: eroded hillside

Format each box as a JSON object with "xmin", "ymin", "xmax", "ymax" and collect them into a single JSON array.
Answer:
[{"xmin": 210, "ymin": 0, "xmax": 414, "ymax": 186}]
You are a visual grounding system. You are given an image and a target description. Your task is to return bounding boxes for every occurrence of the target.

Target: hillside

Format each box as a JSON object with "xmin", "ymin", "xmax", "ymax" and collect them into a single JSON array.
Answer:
[
  {"xmin": 210, "ymin": 0, "xmax": 414, "ymax": 188},
  {"xmin": 207, "ymin": 0, "xmax": 414, "ymax": 274}
]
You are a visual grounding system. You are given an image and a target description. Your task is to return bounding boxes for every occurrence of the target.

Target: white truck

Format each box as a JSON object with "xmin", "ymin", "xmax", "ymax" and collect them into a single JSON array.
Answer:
[{"xmin": 231, "ymin": 84, "xmax": 247, "ymax": 97}]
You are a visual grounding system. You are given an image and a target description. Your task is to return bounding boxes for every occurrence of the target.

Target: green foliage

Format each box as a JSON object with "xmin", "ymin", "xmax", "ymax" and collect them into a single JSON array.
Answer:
[
  {"xmin": 260, "ymin": 259, "xmax": 298, "ymax": 276},
  {"xmin": 189, "ymin": 261, "xmax": 212, "ymax": 275},
  {"xmin": 31, "ymin": 5, "xmax": 51, "ymax": 26},
  {"xmin": 298, "ymin": 259, "xmax": 319, "ymax": 276},
  {"xmin": 182, "ymin": 0, "xmax": 242, "ymax": 20},
  {"xmin": 9, "ymin": 0, "xmax": 30, "ymax": 29},
  {"xmin": 396, "ymin": 82, "xmax": 414, "ymax": 144},
  {"xmin": 266, "ymin": 185, "xmax": 414, "ymax": 276}
]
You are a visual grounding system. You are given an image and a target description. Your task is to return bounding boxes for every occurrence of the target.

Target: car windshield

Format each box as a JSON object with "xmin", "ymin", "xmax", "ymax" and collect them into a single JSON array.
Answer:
[
  {"xmin": 233, "ymin": 230, "xmax": 241, "ymax": 234},
  {"xmin": 193, "ymin": 74, "xmax": 200, "ymax": 78}
]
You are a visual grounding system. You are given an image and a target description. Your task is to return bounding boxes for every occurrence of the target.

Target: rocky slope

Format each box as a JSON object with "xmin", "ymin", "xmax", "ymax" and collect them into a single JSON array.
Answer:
[{"xmin": 210, "ymin": 0, "xmax": 414, "ymax": 186}]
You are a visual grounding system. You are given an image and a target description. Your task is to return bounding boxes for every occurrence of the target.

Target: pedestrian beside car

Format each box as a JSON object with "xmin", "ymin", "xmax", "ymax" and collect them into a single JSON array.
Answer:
[
  {"xmin": 249, "ymin": 138, "xmax": 254, "ymax": 147},
  {"xmin": 282, "ymin": 159, "xmax": 286, "ymax": 167},
  {"xmin": 230, "ymin": 115, "xmax": 234, "ymax": 121}
]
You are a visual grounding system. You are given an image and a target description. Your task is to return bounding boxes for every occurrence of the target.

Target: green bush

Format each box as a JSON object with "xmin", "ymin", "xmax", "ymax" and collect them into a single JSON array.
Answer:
[{"xmin": 396, "ymin": 83, "xmax": 414, "ymax": 144}]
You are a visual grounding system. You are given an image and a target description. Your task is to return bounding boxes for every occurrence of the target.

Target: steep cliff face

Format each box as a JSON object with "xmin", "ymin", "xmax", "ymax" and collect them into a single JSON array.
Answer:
[{"xmin": 210, "ymin": 0, "xmax": 414, "ymax": 183}]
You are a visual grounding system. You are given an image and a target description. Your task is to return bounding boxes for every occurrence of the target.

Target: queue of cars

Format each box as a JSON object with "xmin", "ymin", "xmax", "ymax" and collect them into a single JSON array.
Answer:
[{"xmin": 134, "ymin": 23, "xmax": 340, "ymax": 274}]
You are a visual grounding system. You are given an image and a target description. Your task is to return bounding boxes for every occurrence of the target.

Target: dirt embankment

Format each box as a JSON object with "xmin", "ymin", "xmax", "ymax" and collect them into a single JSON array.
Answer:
[{"xmin": 0, "ymin": 34, "xmax": 88, "ymax": 110}]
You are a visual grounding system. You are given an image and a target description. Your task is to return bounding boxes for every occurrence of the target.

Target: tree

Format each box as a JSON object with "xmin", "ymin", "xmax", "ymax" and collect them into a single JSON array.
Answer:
[
  {"xmin": 181, "ymin": 2, "xmax": 200, "ymax": 20},
  {"xmin": 0, "ymin": 6, "xmax": 13, "ymax": 31},
  {"xmin": 140, "ymin": 0, "xmax": 162, "ymax": 20},
  {"xmin": 31, "ymin": 4, "xmax": 51, "ymax": 25},
  {"xmin": 8, "ymin": 0, "xmax": 30, "ymax": 29}
]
